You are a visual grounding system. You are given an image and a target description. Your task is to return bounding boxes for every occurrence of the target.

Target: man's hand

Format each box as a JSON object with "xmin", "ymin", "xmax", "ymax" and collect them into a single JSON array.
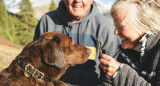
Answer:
[{"xmin": 99, "ymin": 54, "xmax": 121, "ymax": 76}]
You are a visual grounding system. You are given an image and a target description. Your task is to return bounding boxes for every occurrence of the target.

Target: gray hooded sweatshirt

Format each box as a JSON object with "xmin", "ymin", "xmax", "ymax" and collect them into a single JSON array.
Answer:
[{"xmin": 33, "ymin": 1, "xmax": 121, "ymax": 86}]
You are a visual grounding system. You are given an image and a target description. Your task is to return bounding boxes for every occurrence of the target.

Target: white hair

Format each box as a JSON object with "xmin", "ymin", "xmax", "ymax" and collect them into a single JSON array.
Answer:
[{"xmin": 111, "ymin": 0, "xmax": 160, "ymax": 34}]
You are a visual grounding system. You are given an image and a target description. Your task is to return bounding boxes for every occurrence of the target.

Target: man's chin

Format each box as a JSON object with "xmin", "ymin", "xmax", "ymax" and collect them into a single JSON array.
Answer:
[{"xmin": 121, "ymin": 45, "xmax": 129, "ymax": 49}]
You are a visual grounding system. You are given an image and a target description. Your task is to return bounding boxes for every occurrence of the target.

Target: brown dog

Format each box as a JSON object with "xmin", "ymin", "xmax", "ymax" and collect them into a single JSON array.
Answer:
[{"xmin": 0, "ymin": 32, "xmax": 91, "ymax": 86}]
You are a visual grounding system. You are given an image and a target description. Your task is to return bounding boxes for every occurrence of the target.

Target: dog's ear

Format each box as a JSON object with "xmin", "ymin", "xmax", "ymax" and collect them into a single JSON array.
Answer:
[{"xmin": 41, "ymin": 36, "xmax": 66, "ymax": 69}]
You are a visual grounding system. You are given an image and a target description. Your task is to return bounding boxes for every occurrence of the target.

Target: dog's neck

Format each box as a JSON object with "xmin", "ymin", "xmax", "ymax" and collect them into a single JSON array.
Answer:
[{"xmin": 16, "ymin": 59, "xmax": 53, "ymax": 82}]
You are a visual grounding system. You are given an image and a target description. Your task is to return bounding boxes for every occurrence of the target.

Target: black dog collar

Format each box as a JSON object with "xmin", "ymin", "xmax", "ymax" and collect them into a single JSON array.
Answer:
[{"xmin": 17, "ymin": 59, "xmax": 52, "ymax": 82}]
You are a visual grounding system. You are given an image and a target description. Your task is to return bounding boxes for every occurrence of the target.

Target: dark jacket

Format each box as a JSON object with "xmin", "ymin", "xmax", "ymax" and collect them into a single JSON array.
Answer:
[{"xmin": 100, "ymin": 33, "xmax": 160, "ymax": 86}]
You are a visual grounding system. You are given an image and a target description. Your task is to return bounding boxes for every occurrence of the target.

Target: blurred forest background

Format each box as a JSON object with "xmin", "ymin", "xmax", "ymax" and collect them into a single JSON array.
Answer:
[
  {"xmin": 0, "ymin": 0, "xmax": 57, "ymax": 45},
  {"xmin": 0, "ymin": 0, "xmax": 57, "ymax": 71}
]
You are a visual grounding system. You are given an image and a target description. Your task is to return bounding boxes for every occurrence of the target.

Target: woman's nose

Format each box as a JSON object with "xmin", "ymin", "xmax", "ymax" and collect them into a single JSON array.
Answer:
[{"xmin": 114, "ymin": 28, "xmax": 120, "ymax": 35}]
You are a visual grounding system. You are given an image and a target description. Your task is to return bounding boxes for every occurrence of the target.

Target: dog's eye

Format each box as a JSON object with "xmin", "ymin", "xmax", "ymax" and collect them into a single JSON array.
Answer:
[{"xmin": 53, "ymin": 36, "xmax": 60, "ymax": 44}]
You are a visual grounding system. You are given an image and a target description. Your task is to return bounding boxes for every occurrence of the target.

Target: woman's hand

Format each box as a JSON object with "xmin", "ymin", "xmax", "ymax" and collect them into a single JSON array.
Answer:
[{"xmin": 100, "ymin": 54, "xmax": 121, "ymax": 76}]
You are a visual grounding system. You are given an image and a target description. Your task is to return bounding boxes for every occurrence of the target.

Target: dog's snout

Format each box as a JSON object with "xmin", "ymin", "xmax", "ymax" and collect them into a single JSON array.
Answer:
[{"xmin": 86, "ymin": 48, "xmax": 91, "ymax": 54}]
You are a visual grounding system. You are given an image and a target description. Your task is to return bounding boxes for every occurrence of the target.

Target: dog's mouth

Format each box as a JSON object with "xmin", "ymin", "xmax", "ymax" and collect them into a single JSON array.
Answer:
[
  {"xmin": 81, "ymin": 53, "xmax": 90, "ymax": 62},
  {"xmin": 71, "ymin": 48, "xmax": 91, "ymax": 66},
  {"xmin": 83, "ymin": 48, "xmax": 91, "ymax": 60},
  {"xmin": 85, "ymin": 48, "xmax": 91, "ymax": 57}
]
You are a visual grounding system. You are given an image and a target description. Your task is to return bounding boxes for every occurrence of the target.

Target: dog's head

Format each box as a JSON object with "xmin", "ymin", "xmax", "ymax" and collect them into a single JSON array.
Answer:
[{"xmin": 33, "ymin": 32, "xmax": 91, "ymax": 69}]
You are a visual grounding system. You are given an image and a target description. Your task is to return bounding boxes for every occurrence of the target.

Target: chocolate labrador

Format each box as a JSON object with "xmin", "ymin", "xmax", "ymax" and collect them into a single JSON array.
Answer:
[{"xmin": 0, "ymin": 32, "xmax": 91, "ymax": 86}]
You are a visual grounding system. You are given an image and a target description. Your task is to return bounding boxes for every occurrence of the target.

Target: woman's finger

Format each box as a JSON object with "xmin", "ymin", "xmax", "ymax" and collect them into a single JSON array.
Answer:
[
  {"xmin": 101, "ymin": 54, "xmax": 112, "ymax": 61},
  {"xmin": 100, "ymin": 58, "xmax": 109, "ymax": 66}
]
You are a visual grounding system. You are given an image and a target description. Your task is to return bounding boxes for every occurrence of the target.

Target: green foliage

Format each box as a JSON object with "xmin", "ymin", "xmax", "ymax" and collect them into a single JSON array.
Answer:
[
  {"xmin": 0, "ymin": 0, "xmax": 10, "ymax": 41},
  {"xmin": 0, "ymin": 0, "xmax": 8, "ymax": 29},
  {"xmin": 49, "ymin": 0, "xmax": 57, "ymax": 11},
  {"xmin": 0, "ymin": 0, "xmax": 38, "ymax": 46},
  {"xmin": 19, "ymin": 0, "xmax": 34, "ymax": 16},
  {"xmin": 16, "ymin": 0, "xmax": 38, "ymax": 45}
]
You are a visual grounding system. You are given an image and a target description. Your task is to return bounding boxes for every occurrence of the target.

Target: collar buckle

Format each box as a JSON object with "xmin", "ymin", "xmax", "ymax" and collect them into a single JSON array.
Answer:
[{"xmin": 25, "ymin": 64, "xmax": 44, "ymax": 80}]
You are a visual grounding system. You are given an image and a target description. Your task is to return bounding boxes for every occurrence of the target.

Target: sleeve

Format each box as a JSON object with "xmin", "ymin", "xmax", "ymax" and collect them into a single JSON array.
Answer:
[
  {"xmin": 33, "ymin": 21, "xmax": 41, "ymax": 41},
  {"xmin": 99, "ymin": 18, "xmax": 121, "ymax": 58},
  {"xmin": 97, "ymin": 17, "xmax": 121, "ymax": 85},
  {"xmin": 155, "ymin": 62, "xmax": 160, "ymax": 86},
  {"xmin": 33, "ymin": 15, "xmax": 47, "ymax": 41},
  {"xmin": 111, "ymin": 64, "xmax": 151, "ymax": 86},
  {"xmin": 101, "ymin": 63, "xmax": 160, "ymax": 86}
]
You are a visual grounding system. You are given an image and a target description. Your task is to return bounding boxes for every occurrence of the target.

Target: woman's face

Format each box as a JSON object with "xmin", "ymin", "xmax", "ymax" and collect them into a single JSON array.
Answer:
[
  {"xmin": 63, "ymin": 0, "xmax": 93, "ymax": 22},
  {"xmin": 113, "ymin": 9, "xmax": 145, "ymax": 49}
]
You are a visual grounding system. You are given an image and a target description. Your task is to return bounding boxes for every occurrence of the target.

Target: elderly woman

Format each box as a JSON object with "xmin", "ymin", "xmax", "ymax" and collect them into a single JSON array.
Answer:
[{"xmin": 99, "ymin": 0, "xmax": 160, "ymax": 86}]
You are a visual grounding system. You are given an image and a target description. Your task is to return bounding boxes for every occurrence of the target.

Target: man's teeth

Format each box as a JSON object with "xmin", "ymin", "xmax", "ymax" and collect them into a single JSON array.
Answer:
[
  {"xmin": 74, "ymin": 6, "xmax": 81, "ymax": 7},
  {"xmin": 121, "ymin": 38, "xmax": 127, "ymax": 41}
]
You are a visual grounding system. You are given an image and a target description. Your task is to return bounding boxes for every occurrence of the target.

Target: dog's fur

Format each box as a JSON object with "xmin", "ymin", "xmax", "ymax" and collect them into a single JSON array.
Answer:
[{"xmin": 0, "ymin": 32, "xmax": 91, "ymax": 86}]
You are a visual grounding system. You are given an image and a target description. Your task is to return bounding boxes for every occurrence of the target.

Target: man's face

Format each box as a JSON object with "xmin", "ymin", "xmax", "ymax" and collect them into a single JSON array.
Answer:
[{"xmin": 63, "ymin": 0, "xmax": 93, "ymax": 21}]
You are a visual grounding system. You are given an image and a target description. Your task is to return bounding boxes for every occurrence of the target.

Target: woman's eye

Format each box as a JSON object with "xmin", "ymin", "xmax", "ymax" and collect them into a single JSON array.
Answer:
[{"xmin": 114, "ymin": 24, "xmax": 124, "ymax": 30}]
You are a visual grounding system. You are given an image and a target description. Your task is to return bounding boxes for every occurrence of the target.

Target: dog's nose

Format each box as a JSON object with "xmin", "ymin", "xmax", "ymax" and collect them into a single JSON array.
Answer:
[{"xmin": 87, "ymin": 48, "xmax": 91, "ymax": 54}]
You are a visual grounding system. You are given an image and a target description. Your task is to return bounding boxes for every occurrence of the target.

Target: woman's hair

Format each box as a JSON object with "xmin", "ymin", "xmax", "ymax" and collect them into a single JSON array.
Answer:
[{"xmin": 111, "ymin": 0, "xmax": 160, "ymax": 34}]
